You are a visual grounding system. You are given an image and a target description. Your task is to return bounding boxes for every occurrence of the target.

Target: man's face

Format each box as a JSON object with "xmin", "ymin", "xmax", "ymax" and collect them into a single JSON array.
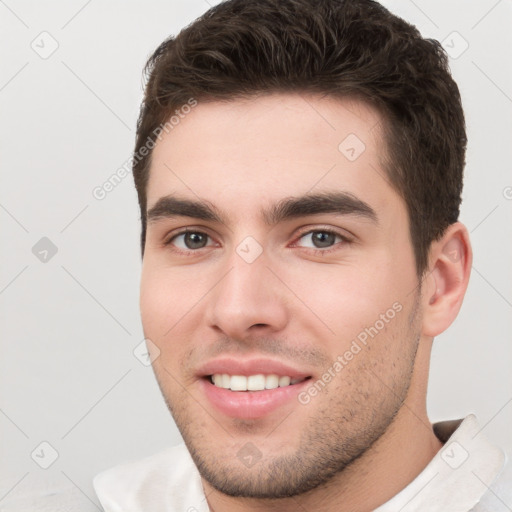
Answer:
[{"xmin": 140, "ymin": 94, "xmax": 423, "ymax": 497}]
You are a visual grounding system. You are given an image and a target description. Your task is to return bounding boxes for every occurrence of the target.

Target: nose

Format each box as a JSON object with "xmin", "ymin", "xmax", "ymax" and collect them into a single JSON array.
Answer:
[{"xmin": 204, "ymin": 247, "xmax": 289, "ymax": 342}]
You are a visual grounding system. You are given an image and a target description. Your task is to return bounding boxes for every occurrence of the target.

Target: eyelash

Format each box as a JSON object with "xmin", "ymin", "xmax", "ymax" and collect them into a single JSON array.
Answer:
[{"xmin": 163, "ymin": 227, "xmax": 352, "ymax": 257}]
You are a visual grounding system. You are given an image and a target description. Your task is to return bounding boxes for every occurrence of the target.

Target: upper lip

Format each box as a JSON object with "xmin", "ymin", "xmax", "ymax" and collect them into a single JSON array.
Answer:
[{"xmin": 197, "ymin": 357, "xmax": 312, "ymax": 379}]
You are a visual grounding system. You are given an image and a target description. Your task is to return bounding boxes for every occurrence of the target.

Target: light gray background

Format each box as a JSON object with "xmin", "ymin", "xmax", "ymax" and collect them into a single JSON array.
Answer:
[{"xmin": 1, "ymin": 0, "xmax": 511, "ymax": 509}]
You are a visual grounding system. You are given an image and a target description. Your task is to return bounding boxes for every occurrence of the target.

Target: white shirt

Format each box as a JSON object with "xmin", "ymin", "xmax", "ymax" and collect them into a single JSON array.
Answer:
[{"xmin": 93, "ymin": 414, "xmax": 512, "ymax": 511}]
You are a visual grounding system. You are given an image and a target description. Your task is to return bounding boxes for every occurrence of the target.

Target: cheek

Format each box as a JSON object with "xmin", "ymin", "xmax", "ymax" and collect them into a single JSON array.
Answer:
[
  {"xmin": 140, "ymin": 262, "xmax": 192, "ymax": 343},
  {"xmin": 281, "ymin": 260, "xmax": 404, "ymax": 335},
  {"xmin": 140, "ymin": 259, "xmax": 206, "ymax": 327},
  {"xmin": 140, "ymin": 274, "xmax": 168, "ymax": 336},
  {"xmin": 140, "ymin": 268, "xmax": 191, "ymax": 387},
  {"xmin": 140, "ymin": 261, "xmax": 217, "ymax": 379}
]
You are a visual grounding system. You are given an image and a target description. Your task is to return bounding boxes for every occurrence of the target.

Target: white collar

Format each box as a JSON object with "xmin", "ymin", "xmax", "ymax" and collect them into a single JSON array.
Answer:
[{"xmin": 375, "ymin": 414, "xmax": 505, "ymax": 511}]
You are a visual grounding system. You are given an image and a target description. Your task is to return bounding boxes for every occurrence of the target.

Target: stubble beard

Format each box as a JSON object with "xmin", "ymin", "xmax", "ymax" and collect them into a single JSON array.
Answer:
[{"xmin": 154, "ymin": 296, "xmax": 422, "ymax": 499}]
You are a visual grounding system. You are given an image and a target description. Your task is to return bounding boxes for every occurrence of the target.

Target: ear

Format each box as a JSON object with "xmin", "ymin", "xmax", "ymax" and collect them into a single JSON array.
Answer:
[{"xmin": 421, "ymin": 222, "xmax": 473, "ymax": 338}]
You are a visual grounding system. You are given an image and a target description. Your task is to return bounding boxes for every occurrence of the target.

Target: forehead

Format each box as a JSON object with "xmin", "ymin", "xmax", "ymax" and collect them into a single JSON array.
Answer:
[{"xmin": 146, "ymin": 93, "xmax": 400, "ymax": 222}]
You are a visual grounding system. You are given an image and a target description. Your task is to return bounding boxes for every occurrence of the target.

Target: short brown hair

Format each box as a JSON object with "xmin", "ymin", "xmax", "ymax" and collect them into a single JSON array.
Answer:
[{"xmin": 133, "ymin": 0, "xmax": 466, "ymax": 275}]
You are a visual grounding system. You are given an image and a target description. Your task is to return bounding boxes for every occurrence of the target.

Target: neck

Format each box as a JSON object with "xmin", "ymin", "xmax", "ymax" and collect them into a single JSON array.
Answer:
[{"xmin": 203, "ymin": 340, "xmax": 442, "ymax": 512}]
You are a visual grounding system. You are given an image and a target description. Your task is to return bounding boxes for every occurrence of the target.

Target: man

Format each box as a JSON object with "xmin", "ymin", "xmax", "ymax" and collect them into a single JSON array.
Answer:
[{"xmin": 93, "ymin": 0, "xmax": 511, "ymax": 510}]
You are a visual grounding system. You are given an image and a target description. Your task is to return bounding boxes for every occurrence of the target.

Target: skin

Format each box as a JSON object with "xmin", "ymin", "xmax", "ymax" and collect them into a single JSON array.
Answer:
[{"xmin": 140, "ymin": 93, "xmax": 472, "ymax": 511}]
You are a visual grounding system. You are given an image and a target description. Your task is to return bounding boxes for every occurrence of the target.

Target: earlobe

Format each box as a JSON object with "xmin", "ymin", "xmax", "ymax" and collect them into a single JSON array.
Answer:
[{"xmin": 422, "ymin": 223, "xmax": 472, "ymax": 338}]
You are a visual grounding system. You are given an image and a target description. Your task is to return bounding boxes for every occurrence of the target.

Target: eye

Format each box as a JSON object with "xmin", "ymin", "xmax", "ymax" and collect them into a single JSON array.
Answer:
[
  {"xmin": 165, "ymin": 230, "xmax": 214, "ymax": 252},
  {"xmin": 294, "ymin": 229, "xmax": 349, "ymax": 252},
  {"xmin": 163, "ymin": 227, "xmax": 350, "ymax": 256}
]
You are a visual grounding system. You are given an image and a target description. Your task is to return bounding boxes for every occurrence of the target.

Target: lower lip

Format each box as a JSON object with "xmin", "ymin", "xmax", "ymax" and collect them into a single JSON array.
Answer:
[{"xmin": 200, "ymin": 378, "xmax": 311, "ymax": 420}]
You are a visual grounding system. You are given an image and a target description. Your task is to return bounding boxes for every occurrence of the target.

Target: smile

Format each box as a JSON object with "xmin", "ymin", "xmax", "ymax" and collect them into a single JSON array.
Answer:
[{"xmin": 210, "ymin": 373, "xmax": 308, "ymax": 391}]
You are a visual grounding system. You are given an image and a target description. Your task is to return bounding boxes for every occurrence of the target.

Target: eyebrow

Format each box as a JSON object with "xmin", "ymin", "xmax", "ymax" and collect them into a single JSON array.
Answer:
[{"xmin": 146, "ymin": 191, "xmax": 378, "ymax": 226}]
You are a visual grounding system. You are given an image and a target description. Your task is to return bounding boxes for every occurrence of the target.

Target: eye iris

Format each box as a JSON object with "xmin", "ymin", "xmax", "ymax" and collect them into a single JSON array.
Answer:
[
  {"xmin": 185, "ymin": 232, "xmax": 207, "ymax": 249},
  {"xmin": 312, "ymin": 231, "xmax": 335, "ymax": 248}
]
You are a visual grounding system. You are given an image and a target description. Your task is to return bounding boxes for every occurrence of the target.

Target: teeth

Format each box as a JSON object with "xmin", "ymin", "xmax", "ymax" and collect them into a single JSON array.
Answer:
[
  {"xmin": 279, "ymin": 376, "xmax": 291, "ymax": 387},
  {"xmin": 230, "ymin": 375, "xmax": 247, "ymax": 391},
  {"xmin": 247, "ymin": 374, "xmax": 266, "ymax": 391},
  {"xmin": 211, "ymin": 373, "xmax": 305, "ymax": 391},
  {"xmin": 265, "ymin": 374, "xmax": 279, "ymax": 389}
]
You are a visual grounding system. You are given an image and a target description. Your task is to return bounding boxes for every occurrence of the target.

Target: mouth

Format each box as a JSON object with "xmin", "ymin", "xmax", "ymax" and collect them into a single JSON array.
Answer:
[
  {"xmin": 207, "ymin": 373, "xmax": 310, "ymax": 391},
  {"xmin": 197, "ymin": 358, "xmax": 314, "ymax": 419}
]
